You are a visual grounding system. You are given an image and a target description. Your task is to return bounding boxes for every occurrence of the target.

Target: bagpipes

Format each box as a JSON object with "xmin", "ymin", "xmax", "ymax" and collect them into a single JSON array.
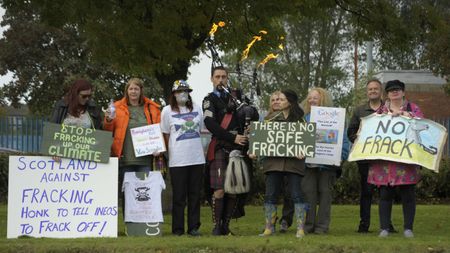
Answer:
[
  {"xmin": 205, "ymin": 36, "xmax": 260, "ymax": 135},
  {"xmin": 205, "ymin": 29, "xmax": 260, "ymax": 194}
]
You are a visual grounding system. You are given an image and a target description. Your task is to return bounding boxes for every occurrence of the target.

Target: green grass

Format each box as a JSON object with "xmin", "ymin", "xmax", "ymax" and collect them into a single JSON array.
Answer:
[{"xmin": 1, "ymin": 204, "xmax": 449, "ymax": 253}]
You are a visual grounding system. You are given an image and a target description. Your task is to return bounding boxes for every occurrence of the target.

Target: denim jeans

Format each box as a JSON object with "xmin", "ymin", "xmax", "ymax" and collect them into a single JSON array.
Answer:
[{"xmin": 264, "ymin": 171, "xmax": 304, "ymax": 205}]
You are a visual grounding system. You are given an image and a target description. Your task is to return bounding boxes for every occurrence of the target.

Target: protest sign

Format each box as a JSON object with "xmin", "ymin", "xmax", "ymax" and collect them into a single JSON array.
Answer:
[
  {"xmin": 40, "ymin": 122, "xmax": 113, "ymax": 163},
  {"xmin": 7, "ymin": 156, "xmax": 118, "ymax": 238},
  {"xmin": 249, "ymin": 121, "xmax": 316, "ymax": 157},
  {"xmin": 306, "ymin": 106, "xmax": 346, "ymax": 166},
  {"xmin": 348, "ymin": 114, "xmax": 448, "ymax": 172},
  {"xmin": 130, "ymin": 124, "xmax": 166, "ymax": 157}
]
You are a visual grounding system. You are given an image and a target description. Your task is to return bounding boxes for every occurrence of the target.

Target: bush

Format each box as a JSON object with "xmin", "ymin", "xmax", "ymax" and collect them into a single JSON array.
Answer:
[
  {"xmin": 0, "ymin": 150, "xmax": 24, "ymax": 203},
  {"xmin": 335, "ymin": 158, "xmax": 450, "ymax": 204},
  {"xmin": 334, "ymin": 161, "xmax": 361, "ymax": 203},
  {"xmin": 2, "ymin": 153, "xmax": 449, "ymax": 204}
]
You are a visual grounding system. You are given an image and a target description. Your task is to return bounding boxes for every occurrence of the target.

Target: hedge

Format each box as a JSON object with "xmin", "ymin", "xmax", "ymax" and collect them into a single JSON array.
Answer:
[{"xmin": 1, "ymin": 152, "xmax": 449, "ymax": 204}]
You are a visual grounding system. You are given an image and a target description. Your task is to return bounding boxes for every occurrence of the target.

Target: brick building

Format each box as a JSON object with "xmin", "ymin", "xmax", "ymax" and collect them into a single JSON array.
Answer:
[{"xmin": 375, "ymin": 70, "xmax": 450, "ymax": 120}]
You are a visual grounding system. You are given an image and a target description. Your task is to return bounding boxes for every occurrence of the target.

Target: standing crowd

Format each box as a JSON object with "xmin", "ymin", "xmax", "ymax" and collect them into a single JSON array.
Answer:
[{"xmin": 51, "ymin": 68, "xmax": 423, "ymax": 238}]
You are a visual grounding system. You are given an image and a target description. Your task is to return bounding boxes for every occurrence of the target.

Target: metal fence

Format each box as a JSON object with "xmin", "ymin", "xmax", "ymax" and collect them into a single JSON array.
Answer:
[{"xmin": 0, "ymin": 116, "xmax": 46, "ymax": 153}]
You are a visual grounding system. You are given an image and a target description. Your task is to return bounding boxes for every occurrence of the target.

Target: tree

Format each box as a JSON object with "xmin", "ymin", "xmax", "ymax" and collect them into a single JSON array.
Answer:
[
  {"xmin": 222, "ymin": 6, "xmax": 353, "ymax": 110},
  {"xmin": 337, "ymin": 0, "xmax": 450, "ymax": 79},
  {"xmin": 0, "ymin": 5, "xmax": 161, "ymax": 115},
  {"xmin": 0, "ymin": 0, "xmax": 314, "ymax": 99},
  {"xmin": 1, "ymin": 0, "xmax": 449, "ymax": 113}
]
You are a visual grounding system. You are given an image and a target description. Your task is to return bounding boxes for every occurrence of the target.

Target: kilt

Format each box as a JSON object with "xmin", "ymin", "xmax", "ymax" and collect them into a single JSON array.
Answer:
[{"xmin": 209, "ymin": 148, "xmax": 229, "ymax": 190}]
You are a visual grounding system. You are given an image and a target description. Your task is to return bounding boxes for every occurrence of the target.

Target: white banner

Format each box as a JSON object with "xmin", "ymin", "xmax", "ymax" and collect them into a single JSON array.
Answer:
[
  {"xmin": 130, "ymin": 124, "xmax": 166, "ymax": 157},
  {"xmin": 7, "ymin": 156, "xmax": 118, "ymax": 238},
  {"xmin": 306, "ymin": 106, "xmax": 346, "ymax": 166}
]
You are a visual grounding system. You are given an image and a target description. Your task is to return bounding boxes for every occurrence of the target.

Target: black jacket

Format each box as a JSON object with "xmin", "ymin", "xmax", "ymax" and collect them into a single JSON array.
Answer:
[
  {"xmin": 203, "ymin": 92, "xmax": 246, "ymax": 150},
  {"xmin": 347, "ymin": 101, "xmax": 382, "ymax": 143},
  {"xmin": 49, "ymin": 99, "xmax": 103, "ymax": 129}
]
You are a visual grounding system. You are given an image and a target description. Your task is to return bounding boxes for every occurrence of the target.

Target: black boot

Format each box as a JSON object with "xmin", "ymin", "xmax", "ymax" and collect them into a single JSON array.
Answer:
[
  {"xmin": 211, "ymin": 197, "xmax": 224, "ymax": 235},
  {"xmin": 222, "ymin": 196, "xmax": 237, "ymax": 235}
]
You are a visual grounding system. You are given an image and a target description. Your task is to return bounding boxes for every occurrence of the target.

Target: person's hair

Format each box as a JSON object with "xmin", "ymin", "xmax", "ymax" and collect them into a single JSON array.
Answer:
[
  {"xmin": 168, "ymin": 92, "xmax": 193, "ymax": 112},
  {"xmin": 280, "ymin": 89, "xmax": 304, "ymax": 122},
  {"xmin": 124, "ymin": 78, "xmax": 145, "ymax": 105},
  {"xmin": 264, "ymin": 91, "xmax": 282, "ymax": 120},
  {"xmin": 211, "ymin": 66, "xmax": 228, "ymax": 77},
  {"xmin": 366, "ymin": 78, "xmax": 382, "ymax": 87},
  {"xmin": 302, "ymin": 87, "xmax": 334, "ymax": 114},
  {"xmin": 63, "ymin": 79, "xmax": 93, "ymax": 117}
]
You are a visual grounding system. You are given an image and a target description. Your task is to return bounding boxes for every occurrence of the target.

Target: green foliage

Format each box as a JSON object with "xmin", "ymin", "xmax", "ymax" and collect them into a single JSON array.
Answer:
[
  {"xmin": 1, "ymin": 0, "xmax": 449, "ymax": 112},
  {"xmin": 344, "ymin": 0, "xmax": 450, "ymax": 78},
  {"xmin": 344, "ymin": 72, "xmax": 379, "ymax": 121},
  {"xmin": 416, "ymin": 158, "xmax": 450, "ymax": 202},
  {"xmin": 0, "ymin": 150, "xmax": 23, "ymax": 203},
  {"xmin": 0, "ymin": 5, "xmax": 164, "ymax": 115},
  {"xmin": 2, "ymin": 152, "xmax": 450, "ymax": 204},
  {"xmin": 0, "ymin": 6, "xmax": 160, "ymax": 115},
  {"xmin": 223, "ymin": 7, "xmax": 353, "ymax": 106},
  {"xmin": 334, "ymin": 158, "xmax": 450, "ymax": 204}
]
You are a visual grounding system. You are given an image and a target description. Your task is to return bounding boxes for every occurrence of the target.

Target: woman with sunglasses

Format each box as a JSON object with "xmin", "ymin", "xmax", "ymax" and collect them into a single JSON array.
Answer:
[{"xmin": 50, "ymin": 79, "xmax": 102, "ymax": 129}]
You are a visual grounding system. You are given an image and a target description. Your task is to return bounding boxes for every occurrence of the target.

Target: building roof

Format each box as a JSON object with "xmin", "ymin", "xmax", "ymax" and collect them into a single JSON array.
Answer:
[{"xmin": 375, "ymin": 70, "xmax": 447, "ymax": 92}]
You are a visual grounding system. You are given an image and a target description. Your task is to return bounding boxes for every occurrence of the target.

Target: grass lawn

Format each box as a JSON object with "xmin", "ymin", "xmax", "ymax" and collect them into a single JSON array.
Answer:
[{"xmin": 1, "ymin": 204, "xmax": 449, "ymax": 253}]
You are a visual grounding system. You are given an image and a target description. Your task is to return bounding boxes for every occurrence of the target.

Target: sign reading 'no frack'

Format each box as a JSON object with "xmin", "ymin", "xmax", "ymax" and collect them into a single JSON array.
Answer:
[
  {"xmin": 348, "ymin": 114, "xmax": 448, "ymax": 172},
  {"xmin": 249, "ymin": 121, "xmax": 316, "ymax": 157},
  {"xmin": 40, "ymin": 122, "xmax": 113, "ymax": 163}
]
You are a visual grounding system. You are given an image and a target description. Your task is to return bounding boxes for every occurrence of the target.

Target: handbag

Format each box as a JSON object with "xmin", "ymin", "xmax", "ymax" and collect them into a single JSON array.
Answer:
[{"xmin": 224, "ymin": 150, "xmax": 250, "ymax": 194}]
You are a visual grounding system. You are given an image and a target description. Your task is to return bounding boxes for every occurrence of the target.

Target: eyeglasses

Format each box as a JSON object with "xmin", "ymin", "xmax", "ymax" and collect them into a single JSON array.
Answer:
[{"xmin": 79, "ymin": 94, "xmax": 92, "ymax": 99}]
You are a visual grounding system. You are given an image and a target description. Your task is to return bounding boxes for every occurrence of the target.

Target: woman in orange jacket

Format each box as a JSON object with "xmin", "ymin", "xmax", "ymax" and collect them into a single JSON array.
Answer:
[{"xmin": 103, "ymin": 77, "xmax": 161, "ymax": 196}]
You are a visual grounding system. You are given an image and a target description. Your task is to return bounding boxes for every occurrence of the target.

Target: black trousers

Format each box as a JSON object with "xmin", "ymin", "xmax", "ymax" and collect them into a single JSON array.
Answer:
[
  {"xmin": 379, "ymin": 185, "xmax": 416, "ymax": 230},
  {"xmin": 358, "ymin": 163, "xmax": 373, "ymax": 227},
  {"xmin": 170, "ymin": 164, "xmax": 204, "ymax": 234}
]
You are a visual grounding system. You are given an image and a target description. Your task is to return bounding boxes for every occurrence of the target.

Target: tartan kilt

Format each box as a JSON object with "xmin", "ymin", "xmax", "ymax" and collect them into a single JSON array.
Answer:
[{"xmin": 209, "ymin": 148, "xmax": 229, "ymax": 190}]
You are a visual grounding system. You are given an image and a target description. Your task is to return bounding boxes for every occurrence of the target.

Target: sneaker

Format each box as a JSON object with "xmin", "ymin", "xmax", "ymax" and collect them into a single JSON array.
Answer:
[
  {"xmin": 378, "ymin": 229, "xmax": 389, "ymax": 237},
  {"xmin": 280, "ymin": 220, "xmax": 289, "ymax": 233},
  {"xmin": 404, "ymin": 229, "xmax": 414, "ymax": 238},
  {"xmin": 188, "ymin": 229, "xmax": 201, "ymax": 237}
]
